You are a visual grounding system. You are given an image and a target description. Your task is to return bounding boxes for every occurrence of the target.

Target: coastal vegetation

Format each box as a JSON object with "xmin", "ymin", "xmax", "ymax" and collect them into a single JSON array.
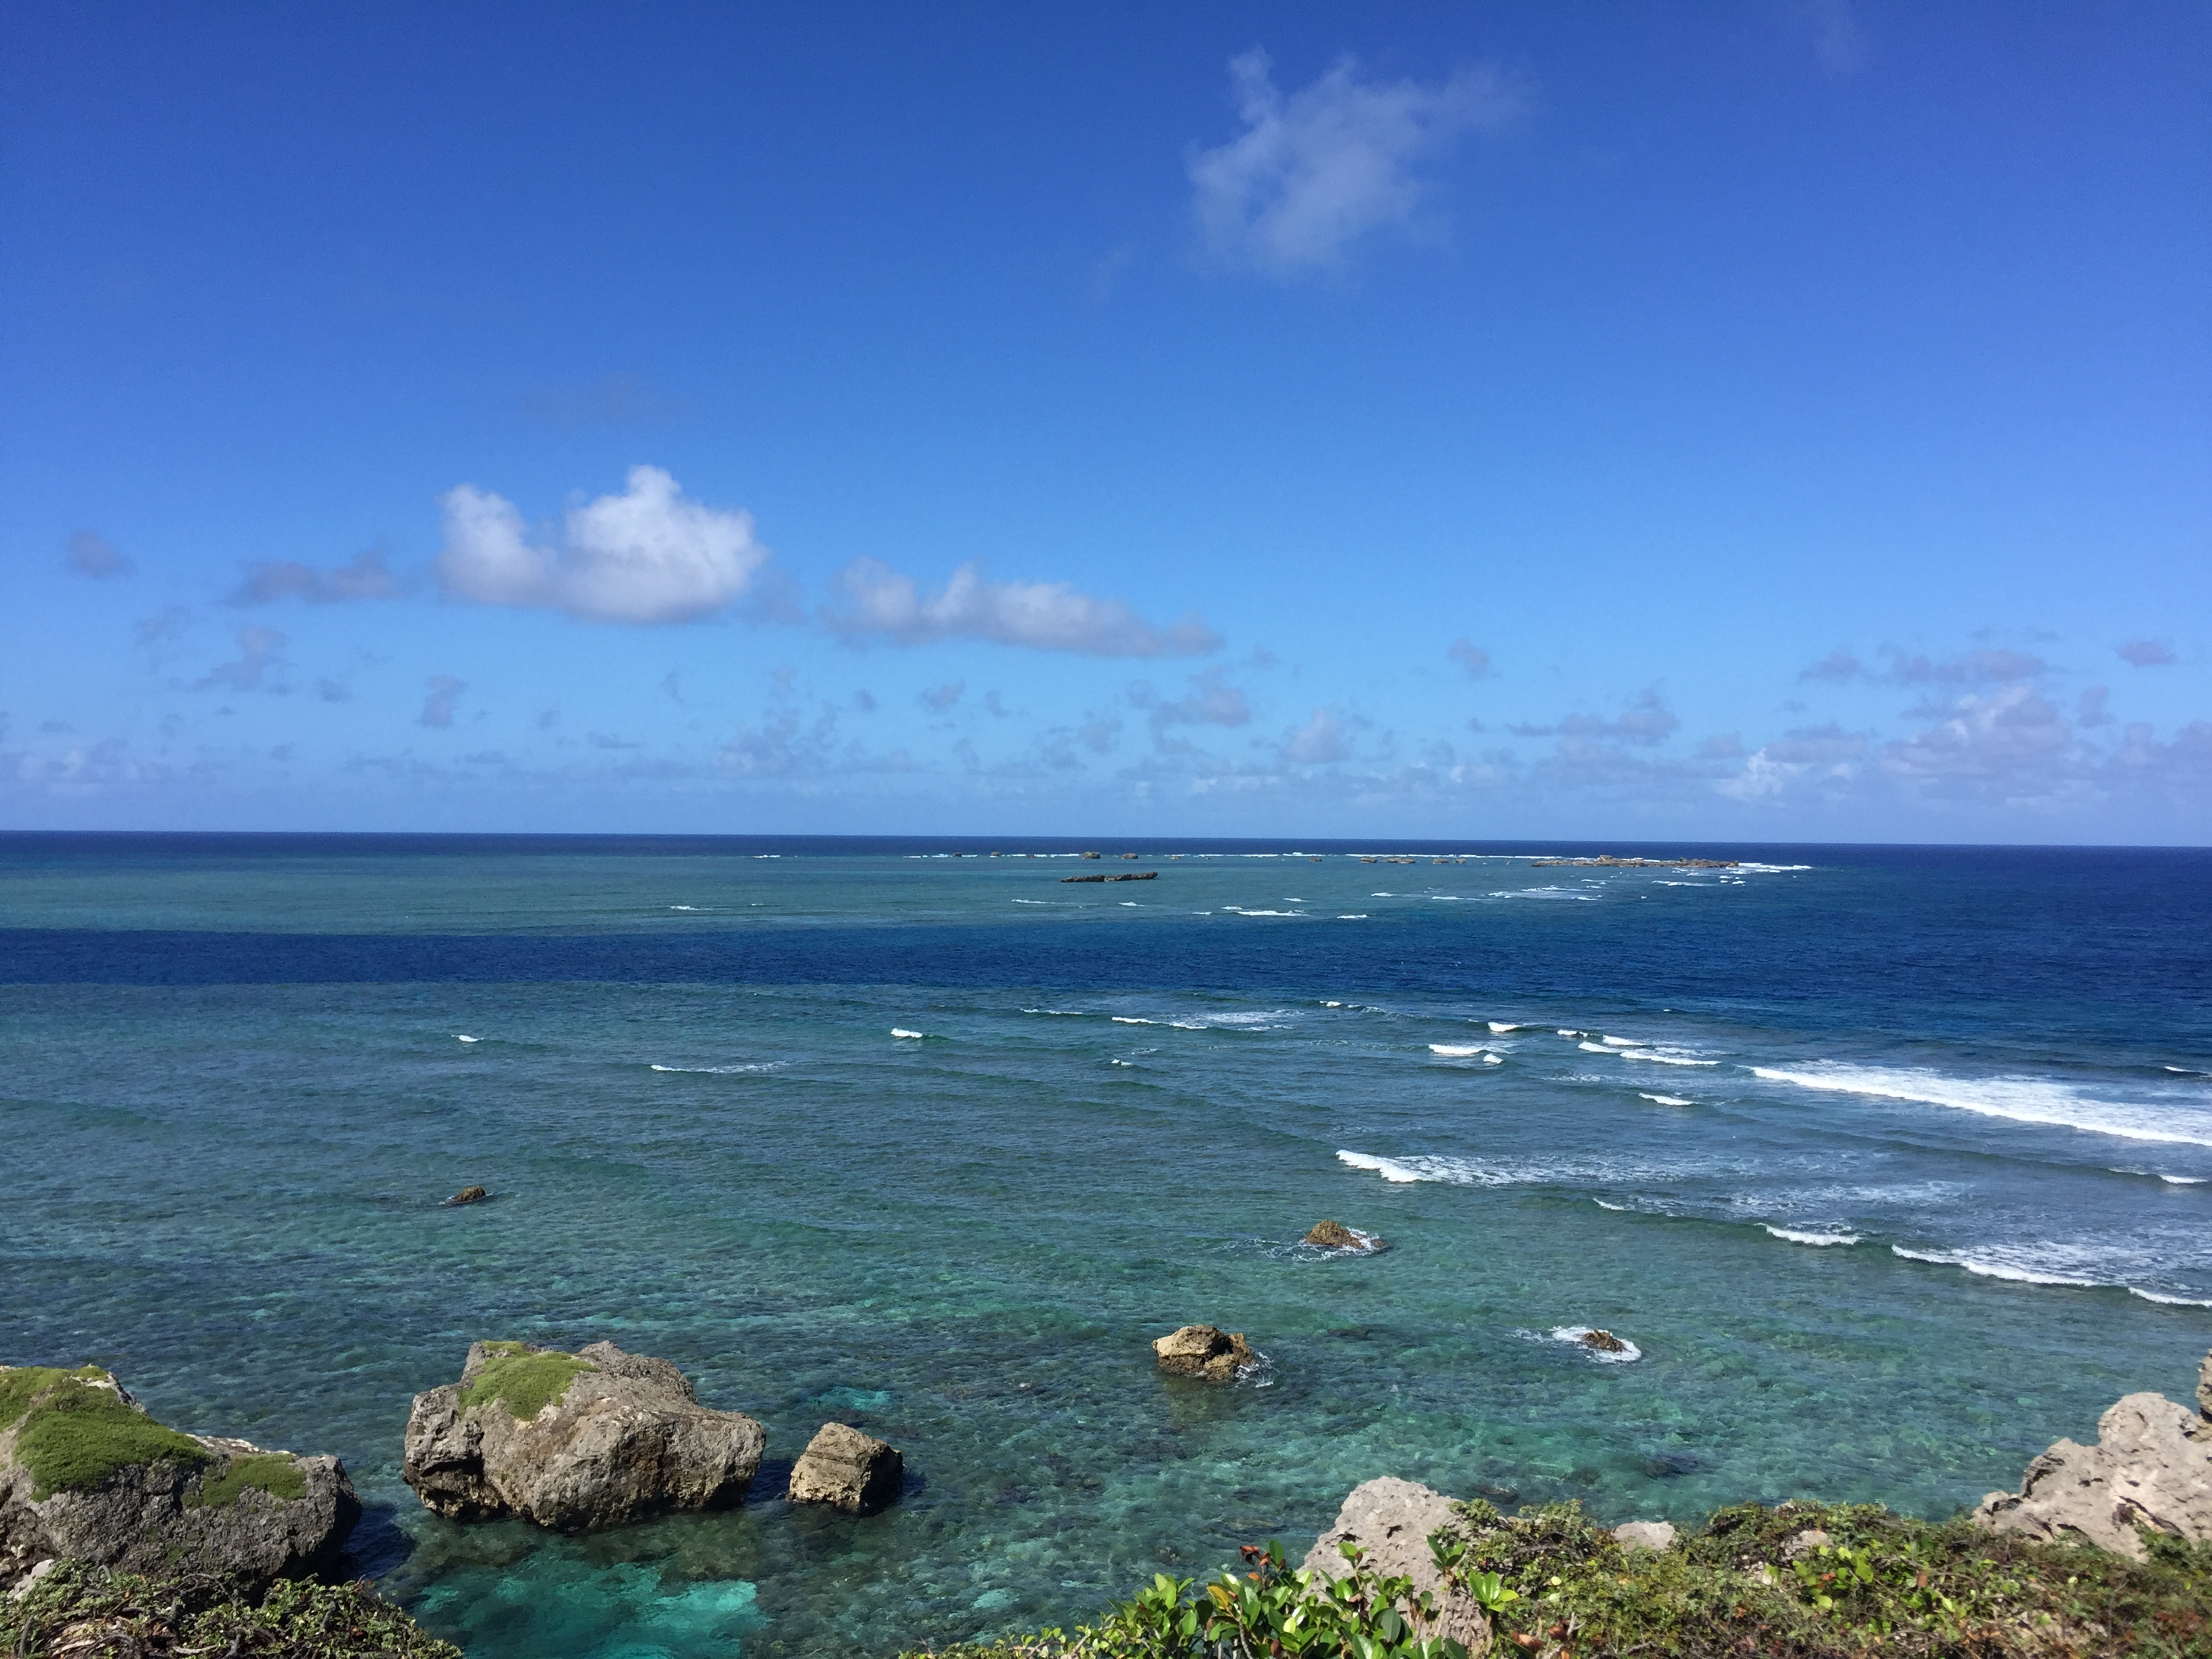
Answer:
[
  {"xmin": 1, "ymin": 1368, "xmax": 209, "ymax": 1500},
  {"xmin": 910, "ymin": 1500, "xmax": 2212, "ymax": 1659},
  {"xmin": 0, "ymin": 1562, "xmax": 462, "ymax": 1658}
]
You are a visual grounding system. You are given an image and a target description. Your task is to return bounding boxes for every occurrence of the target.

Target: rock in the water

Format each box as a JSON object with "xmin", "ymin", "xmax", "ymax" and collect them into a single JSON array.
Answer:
[
  {"xmin": 1975, "ymin": 1355, "xmax": 2212, "ymax": 1559},
  {"xmin": 0, "ymin": 1364, "xmax": 357, "ymax": 1596},
  {"xmin": 1304, "ymin": 1477, "xmax": 1489, "ymax": 1649},
  {"xmin": 447, "ymin": 1185, "xmax": 488, "ymax": 1206},
  {"xmin": 1612, "ymin": 1519, "xmax": 1677, "ymax": 1552},
  {"xmin": 1580, "ymin": 1329, "xmax": 1628, "ymax": 1353},
  {"xmin": 401, "ymin": 1340, "xmax": 764, "ymax": 1532},
  {"xmin": 1152, "ymin": 1326, "xmax": 1258, "ymax": 1382},
  {"xmin": 787, "ymin": 1422, "xmax": 903, "ymax": 1513},
  {"xmin": 1304, "ymin": 1221, "xmax": 1386, "ymax": 1252}
]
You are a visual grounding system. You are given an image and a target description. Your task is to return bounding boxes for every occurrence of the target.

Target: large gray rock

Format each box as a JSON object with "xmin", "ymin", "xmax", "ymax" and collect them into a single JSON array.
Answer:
[
  {"xmin": 1975, "ymin": 1351, "xmax": 2212, "ymax": 1559},
  {"xmin": 787, "ymin": 1422, "xmax": 903, "ymax": 1513},
  {"xmin": 402, "ymin": 1340, "xmax": 764, "ymax": 1532},
  {"xmin": 1303, "ymin": 1477, "xmax": 1490, "ymax": 1651},
  {"xmin": 0, "ymin": 1364, "xmax": 356, "ymax": 1597}
]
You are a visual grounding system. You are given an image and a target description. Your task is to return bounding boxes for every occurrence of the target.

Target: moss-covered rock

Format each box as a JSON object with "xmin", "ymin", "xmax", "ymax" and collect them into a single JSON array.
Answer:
[
  {"xmin": 456, "ymin": 1342, "xmax": 598, "ymax": 1420},
  {"xmin": 0, "ymin": 1560, "xmax": 460, "ymax": 1658},
  {"xmin": 0, "ymin": 1363, "xmax": 358, "ymax": 1596}
]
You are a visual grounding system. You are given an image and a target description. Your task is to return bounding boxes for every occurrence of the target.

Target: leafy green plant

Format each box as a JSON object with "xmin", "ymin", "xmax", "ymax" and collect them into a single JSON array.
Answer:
[
  {"xmin": 0, "ymin": 1562, "xmax": 462, "ymax": 1658},
  {"xmin": 457, "ymin": 1345, "xmax": 597, "ymax": 1420}
]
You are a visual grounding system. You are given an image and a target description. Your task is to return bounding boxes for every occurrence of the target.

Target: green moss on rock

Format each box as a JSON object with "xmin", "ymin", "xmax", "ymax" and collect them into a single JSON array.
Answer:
[
  {"xmin": 459, "ymin": 1346, "xmax": 598, "ymax": 1420},
  {"xmin": 187, "ymin": 1450, "xmax": 308, "ymax": 1509},
  {"xmin": 8, "ymin": 1374, "xmax": 211, "ymax": 1500}
]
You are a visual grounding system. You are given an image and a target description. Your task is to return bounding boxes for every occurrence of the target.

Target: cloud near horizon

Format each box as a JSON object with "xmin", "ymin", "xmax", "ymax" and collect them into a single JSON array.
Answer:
[
  {"xmin": 1188, "ymin": 48, "xmax": 1520, "ymax": 275},
  {"xmin": 824, "ymin": 558, "xmax": 1220, "ymax": 657},
  {"xmin": 437, "ymin": 466, "xmax": 770, "ymax": 625}
]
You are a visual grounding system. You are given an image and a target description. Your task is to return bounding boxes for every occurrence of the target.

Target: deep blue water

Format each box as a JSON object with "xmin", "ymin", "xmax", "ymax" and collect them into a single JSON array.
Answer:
[{"xmin": 4, "ymin": 836, "xmax": 2209, "ymax": 1658}]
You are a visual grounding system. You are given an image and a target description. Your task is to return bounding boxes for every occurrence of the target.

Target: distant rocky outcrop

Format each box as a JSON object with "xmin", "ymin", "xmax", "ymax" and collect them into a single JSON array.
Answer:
[
  {"xmin": 1303, "ymin": 1477, "xmax": 1489, "ymax": 1650},
  {"xmin": 1578, "ymin": 1329, "xmax": 1629, "ymax": 1354},
  {"xmin": 446, "ymin": 1186, "xmax": 488, "ymax": 1206},
  {"xmin": 787, "ymin": 1422, "xmax": 903, "ymax": 1513},
  {"xmin": 1152, "ymin": 1326, "xmax": 1258, "ymax": 1382},
  {"xmin": 401, "ymin": 1340, "xmax": 764, "ymax": 1532},
  {"xmin": 0, "ymin": 1364, "xmax": 357, "ymax": 1596},
  {"xmin": 1974, "ymin": 1349, "xmax": 2212, "ymax": 1558},
  {"xmin": 1303, "ymin": 1220, "xmax": 1386, "ymax": 1252}
]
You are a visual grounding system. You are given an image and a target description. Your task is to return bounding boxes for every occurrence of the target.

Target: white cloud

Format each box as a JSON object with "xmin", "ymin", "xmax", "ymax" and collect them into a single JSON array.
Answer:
[
  {"xmin": 66, "ymin": 529, "xmax": 132, "ymax": 579},
  {"xmin": 1187, "ymin": 47, "xmax": 1519, "ymax": 275},
  {"xmin": 418, "ymin": 675, "xmax": 465, "ymax": 729},
  {"xmin": 1134, "ymin": 668, "xmax": 1252, "ymax": 741},
  {"xmin": 825, "ymin": 559, "xmax": 1218, "ymax": 657},
  {"xmin": 230, "ymin": 547, "xmax": 399, "ymax": 605},
  {"xmin": 1282, "ymin": 708, "xmax": 1349, "ymax": 764},
  {"xmin": 1510, "ymin": 688, "xmax": 1679, "ymax": 745},
  {"xmin": 436, "ymin": 465, "xmax": 770, "ymax": 625}
]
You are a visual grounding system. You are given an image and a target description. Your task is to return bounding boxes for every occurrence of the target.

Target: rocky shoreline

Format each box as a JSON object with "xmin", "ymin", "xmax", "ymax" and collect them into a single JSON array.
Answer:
[{"xmin": 7, "ymin": 1333, "xmax": 2209, "ymax": 1656}]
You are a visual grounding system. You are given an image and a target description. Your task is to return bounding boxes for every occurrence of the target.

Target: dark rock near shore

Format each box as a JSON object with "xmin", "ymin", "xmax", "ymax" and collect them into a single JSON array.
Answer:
[
  {"xmin": 1974, "ymin": 1349, "xmax": 2212, "ymax": 1559},
  {"xmin": 401, "ymin": 1340, "xmax": 764, "ymax": 1532},
  {"xmin": 1579, "ymin": 1329, "xmax": 1628, "ymax": 1353},
  {"xmin": 446, "ymin": 1185, "xmax": 488, "ymax": 1206},
  {"xmin": 0, "ymin": 1364, "xmax": 357, "ymax": 1597},
  {"xmin": 787, "ymin": 1422, "xmax": 902, "ymax": 1513},
  {"xmin": 1152, "ymin": 1326, "xmax": 1257, "ymax": 1382}
]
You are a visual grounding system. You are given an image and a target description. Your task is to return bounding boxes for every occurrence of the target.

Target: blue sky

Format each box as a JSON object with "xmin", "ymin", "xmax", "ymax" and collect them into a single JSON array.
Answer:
[{"xmin": 3, "ymin": 1, "xmax": 2207, "ymax": 840}]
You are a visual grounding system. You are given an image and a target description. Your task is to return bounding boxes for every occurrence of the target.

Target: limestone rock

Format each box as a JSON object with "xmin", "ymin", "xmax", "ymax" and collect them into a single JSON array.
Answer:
[
  {"xmin": 1152, "ymin": 1326, "xmax": 1257, "ymax": 1382},
  {"xmin": 447, "ymin": 1185, "xmax": 488, "ymax": 1206},
  {"xmin": 401, "ymin": 1340, "xmax": 764, "ymax": 1532},
  {"xmin": 787, "ymin": 1422, "xmax": 902, "ymax": 1513},
  {"xmin": 1304, "ymin": 1221, "xmax": 1386, "ymax": 1252},
  {"xmin": 0, "ymin": 1364, "xmax": 357, "ymax": 1597},
  {"xmin": 1612, "ymin": 1519, "xmax": 1677, "ymax": 1552},
  {"xmin": 1580, "ymin": 1329, "xmax": 1628, "ymax": 1354},
  {"xmin": 1304, "ymin": 1477, "xmax": 1490, "ymax": 1651},
  {"xmin": 1975, "ymin": 1351, "xmax": 2212, "ymax": 1559}
]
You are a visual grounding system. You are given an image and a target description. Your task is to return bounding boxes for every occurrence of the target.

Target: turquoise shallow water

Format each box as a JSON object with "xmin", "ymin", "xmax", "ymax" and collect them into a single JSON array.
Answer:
[{"xmin": 4, "ymin": 836, "xmax": 2210, "ymax": 1657}]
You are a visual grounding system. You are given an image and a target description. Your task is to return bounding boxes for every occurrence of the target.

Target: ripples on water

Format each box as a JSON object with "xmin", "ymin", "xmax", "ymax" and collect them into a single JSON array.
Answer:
[{"xmin": 3, "ymin": 836, "xmax": 2209, "ymax": 1658}]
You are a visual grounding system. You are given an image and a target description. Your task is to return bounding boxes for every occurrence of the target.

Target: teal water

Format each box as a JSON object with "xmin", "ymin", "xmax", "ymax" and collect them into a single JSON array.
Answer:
[{"xmin": 4, "ymin": 836, "xmax": 2209, "ymax": 1657}]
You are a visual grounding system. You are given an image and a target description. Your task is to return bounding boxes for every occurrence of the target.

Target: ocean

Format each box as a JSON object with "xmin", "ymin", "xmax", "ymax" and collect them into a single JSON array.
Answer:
[{"xmin": 4, "ymin": 834, "xmax": 2209, "ymax": 1658}]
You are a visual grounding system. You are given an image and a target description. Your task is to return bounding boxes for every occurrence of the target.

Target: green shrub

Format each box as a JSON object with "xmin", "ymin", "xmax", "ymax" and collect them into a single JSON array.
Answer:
[
  {"xmin": 457, "ymin": 1345, "xmax": 598, "ymax": 1420},
  {"xmin": 0, "ymin": 1364, "xmax": 106, "ymax": 1432},
  {"xmin": 0, "ymin": 1562, "xmax": 461, "ymax": 1658}
]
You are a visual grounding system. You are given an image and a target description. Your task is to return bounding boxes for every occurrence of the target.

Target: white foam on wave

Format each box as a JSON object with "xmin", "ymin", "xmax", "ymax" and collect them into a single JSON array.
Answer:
[
  {"xmin": 1111, "ymin": 1016, "xmax": 1155, "ymax": 1025},
  {"xmin": 1336, "ymin": 914, "xmax": 1368, "ymax": 920},
  {"xmin": 1889, "ymin": 1246, "xmax": 2100, "ymax": 1287},
  {"xmin": 1484, "ymin": 1053, "xmax": 1504, "ymax": 1065},
  {"xmin": 1011, "ymin": 899, "xmax": 1050, "ymax": 905},
  {"xmin": 1549, "ymin": 1326, "xmax": 1642, "ymax": 1363},
  {"xmin": 1223, "ymin": 907, "xmax": 1305, "ymax": 918},
  {"xmin": 1624, "ymin": 1050, "xmax": 1718, "ymax": 1067},
  {"xmin": 1736, "ymin": 863, "xmax": 1812, "ymax": 873},
  {"xmin": 1753, "ymin": 1063, "xmax": 2212, "ymax": 1147},
  {"xmin": 1488, "ymin": 1022, "xmax": 1524, "ymax": 1033},
  {"xmin": 1639, "ymin": 1093, "xmax": 1692, "ymax": 1107},
  {"xmin": 1601, "ymin": 1036, "xmax": 1639, "ymax": 1048},
  {"xmin": 1336, "ymin": 1150, "xmax": 1430, "ymax": 1184},
  {"xmin": 455, "ymin": 1034, "xmax": 480, "ymax": 1044},
  {"xmin": 650, "ymin": 1062, "xmax": 782, "ymax": 1074},
  {"xmin": 1765, "ymin": 1225, "xmax": 1861, "ymax": 1247},
  {"xmin": 2129, "ymin": 1288, "xmax": 2212, "ymax": 1307},
  {"xmin": 1429, "ymin": 1044, "xmax": 1489, "ymax": 1058},
  {"xmin": 890, "ymin": 1028, "xmax": 925, "ymax": 1040},
  {"xmin": 670, "ymin": 904, "xmax": 702, "ymax": 911},
  {"xmin": 1578, "ymin": 1042, "xmax": 1614, "ymax": 1054},
  {"xmin": 1022, "ymin": 1007, "xmax": 1086, "ymax": 1016},
  {"xmin": 1557, "ymin": 1029, "xmax": 1581, "ymax": 1038},
  {"xmin": 1593, "ymin": 1199, "xmax": 1629, "ymax": 1212}
]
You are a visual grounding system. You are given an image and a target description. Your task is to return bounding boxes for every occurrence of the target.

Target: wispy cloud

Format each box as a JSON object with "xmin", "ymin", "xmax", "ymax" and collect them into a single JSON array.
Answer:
[
  {"xmin": 920, "ymin": 680, "xmax": 965, "ymax": 713},
  {"xmin": 437, "ymin": 465, "xmax": 771, "ymax": 625},
  {"xmin": 1446, "ymin": 638, "xmax": 1492, "ymax": 678},
  {"xmin": 65, "ymin": 529, "xmax": 132, "ymax": 579},
  {"xmin": 1281, "ymin": 707, "xmax": 1349, "ymax": 764},
  {"xmin": 520, "ymin": 373, "xmax": 688, "ymax": 428},
  {"xmin": 1188, "ymin": 47, "xmax": 1520, "ymax": 275},
  {"xmin": 2118, "ymin": 638, "xmax": 2176, "ymax": 668},
  {"xmin": 193, "ymin": 627, "xmax": 286, "ymax": 692},
  {"xmin": 418, "ymin": 675, "xmax": 465, "ymax": 728},
  {"xmin": 1509, "ymin": 687, "xmax": 1679, "ymax": 745},
  {"xmin": 229, "ymin": 546, "xmax": 401, "ymax": 605},
  {"xmin": 1132, "ymin": 668, "xmax": 1252, "ymax": 745},
  {"xmin": 1796, "ymin": 0, "xmax": 1871, "ymax": 77},
  {"xmin": 825, "ymin": 559, "xmax": 1218, "ymax": 657},
  {"xmin": 1798, "ymin": 645, "xmax": 2051, "ymax": 687}
]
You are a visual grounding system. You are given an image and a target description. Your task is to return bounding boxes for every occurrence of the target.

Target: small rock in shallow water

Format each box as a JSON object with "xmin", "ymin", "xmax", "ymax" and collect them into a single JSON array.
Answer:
[
  {"xmin": 1613, "ymin": 1520, "xmax": 1677, "ymax": 1552},
  {"xmin": 447, "ymin": 1185, "xmax": 488, "ymax": 1205},
  {"xmin": 1580, "ymin": 1328, "xmax": 1628, "ymax": 1353},
  {"xmin": 1303, "ymin": 1220, "xmax": 1386, "ymax": 1252},
  {"xmin": 787, "ymin": 1422, "xmax": 903, "ymax": 1513},
  {"xmin": 1152, "ymin": 1325, "xmax": 1257, "ymax": 1382}
]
